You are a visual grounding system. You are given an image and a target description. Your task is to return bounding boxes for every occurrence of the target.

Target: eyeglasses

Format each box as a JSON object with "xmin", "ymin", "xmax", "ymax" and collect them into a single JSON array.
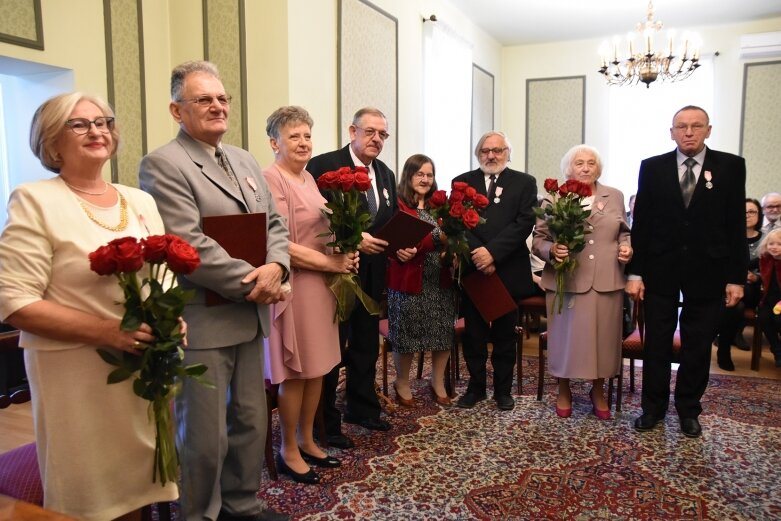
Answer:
[
  {"xmin": 413, "ymin": 172, "xmax": 434, "ymax": 180},
  {"xmin": 479, "ymin": 147, "xmax": 508, "ymax": 156},
  {"xmin": 746, "ymin": 210, "xmax": 759, "ymax": 215},
  {"xmin": 672, "ymin": 123, "xmax": 708, "ymax": 133},
  {"xmin": 764, "ymin": 204, "xmax": 781, "ymax": 210},
  {"xmin": 178, "ymin": 95, "xmax": 232, "ymax": 107},
  {"xmin": 354, "ymin": 126, "xmax": 390, "ymax": 141},
  {"xmin": 65, "ymin": 117, "xmax": 115, "ymax": 135}
]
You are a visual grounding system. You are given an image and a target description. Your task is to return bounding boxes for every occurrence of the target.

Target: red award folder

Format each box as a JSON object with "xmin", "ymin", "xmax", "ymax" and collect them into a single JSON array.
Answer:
[
  {"xmin": 202, "ymin": 213, "xmax": 266, "ymax": 306},
  {"xmin": 374, "ymin": 211, "xmax": 435, "ymax": 258},
  {"xmin": 461, "ymin": 271, "xmax": 517, "ymax": 322}
]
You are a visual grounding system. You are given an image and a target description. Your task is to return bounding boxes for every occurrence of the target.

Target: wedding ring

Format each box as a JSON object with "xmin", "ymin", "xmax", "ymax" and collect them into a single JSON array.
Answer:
[{"xmin": 133, "ymin": 341, "xmax": 140, "ymax": 347}]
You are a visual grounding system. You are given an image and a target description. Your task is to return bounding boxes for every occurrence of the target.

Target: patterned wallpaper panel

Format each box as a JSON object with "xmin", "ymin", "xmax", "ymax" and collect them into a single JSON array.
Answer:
[
  {"xmin": 741, "ymin": 60, "xmax": 781, "ymax": 200},
  {"xmin": 204, "ymin": 0, "xmax": 246, "ymax": 149},
  {"xmin": 104, "ymin": 0, "xmax": 145, "ymax": 187},
  {"xmin": 339, "ymin": 0, "xmax": 398, "ymax": 174},
  {"xmin": 526, "ymin": 76, "xmax": 585, "ymax": 183},
  {"xmin": 471, "ymin": 64, "xmax": 494, "ymax": 170},
  {"xmin": 0, "ymin": 0, "xmax": 43, "ymax": 49}
]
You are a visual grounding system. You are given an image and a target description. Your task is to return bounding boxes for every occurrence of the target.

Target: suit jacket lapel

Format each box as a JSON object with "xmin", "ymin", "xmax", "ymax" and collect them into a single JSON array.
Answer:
[{"xmin": 586, "ymin": 183, "xmax": 610, "ymax": 225}]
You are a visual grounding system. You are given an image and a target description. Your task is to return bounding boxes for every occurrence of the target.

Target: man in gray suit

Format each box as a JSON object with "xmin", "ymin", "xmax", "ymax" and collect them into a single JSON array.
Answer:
[{"xmin": 139, "ymin": 61, "xmax": 289, "ymax": 521}]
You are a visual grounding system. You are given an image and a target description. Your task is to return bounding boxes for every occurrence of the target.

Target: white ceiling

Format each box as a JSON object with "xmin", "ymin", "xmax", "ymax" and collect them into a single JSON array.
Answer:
[{"xmin": 445, "ymin": 0, "xmax": 781, "ymax": 46}]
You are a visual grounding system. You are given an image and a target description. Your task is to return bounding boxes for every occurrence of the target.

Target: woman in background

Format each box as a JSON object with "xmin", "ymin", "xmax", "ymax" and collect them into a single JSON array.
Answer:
[
  {"xmin": 0, "ymin": 93, "xmax": 178, "ymax": 520},
  {"xmin": 757, "ymin": 228, "xmax": 781, "ymax": 368},
  {"xmin": 262, "ymin": 106, "xmax": 358, "ymax": 484},
  {"xmin": 533, "ymin": 144, "xmax": 631, "ymax": 419},
  {"xmin": 387, "ymin": 154, "xmax": 457, "ymax": 406}
]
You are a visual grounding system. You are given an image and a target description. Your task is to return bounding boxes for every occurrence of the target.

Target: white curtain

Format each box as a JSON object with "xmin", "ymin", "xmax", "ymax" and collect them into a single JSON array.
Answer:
[{"xmin": 423, "ymin": 21, "xmax": 473, "ymax": 188}]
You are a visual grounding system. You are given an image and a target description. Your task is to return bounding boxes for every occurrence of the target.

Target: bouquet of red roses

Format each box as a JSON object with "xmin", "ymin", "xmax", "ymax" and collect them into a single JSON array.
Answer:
[
  {"xmin": 316, "ymin": 166, "xmax": 380, "ymax": 321},
  {"xmin": 534, "ymin": 178, "xmax": 592, "ymax": 313},
  {"xmin": 427, "ymin": 181, "xmax": 489, "ymax": 283},
  {"xmin": 89, "ymin": 234, "xmax": 211, "ymax": 485}
]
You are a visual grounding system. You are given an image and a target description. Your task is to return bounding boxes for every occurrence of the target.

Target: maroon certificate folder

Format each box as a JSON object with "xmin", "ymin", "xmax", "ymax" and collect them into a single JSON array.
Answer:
[
  {"xmin": 461, "ymin": 271, "xmax": 517, "ymax": 322},
  {"xmin": 374, "ymin": 211, "xmax": 435, "ymax": 258},
  {"xmin": 202, "ymin": 212, "xmax": 266, "ymax": 306}
]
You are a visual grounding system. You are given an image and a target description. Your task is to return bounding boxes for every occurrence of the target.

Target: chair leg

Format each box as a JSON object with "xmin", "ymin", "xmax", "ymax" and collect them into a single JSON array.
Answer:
[
  {"xmin": 382, "ymin": 338, "xmax": 389, "ymax": 396},
  {"xmin": 629, "ymin": 359, "xmax": 636, "ymax": 393},
  {"xmin": 416, "ymin": 351, "xmax": 425, "ymax": 380},
  {"xmin": 444, "ymin": 353, "xmax": 454, "ymax": 398},
  {"xmin": 607, "ymin": 377, "xmax": 614, "ymax": 410},
  {"xmin": 537, "ymin": 334, "xmax": 545, "ymax": 401},
  {"xmin": 265, "ymin": 391, "xmax": 278, "ymax": 481},
  {"xmin": 515, "ymin": 326, "xmax": 524, "ymax": 395},
  {"xmin": 158, "ymin": 502, "xmax": 172, "ymax": 521},
  {"xmin": 616, "ymin": 365, "xmax": 624, "ymax": 412},
  {"xmin": 751, "ymin": 321, "xmax": 762, "ymax": 371}
]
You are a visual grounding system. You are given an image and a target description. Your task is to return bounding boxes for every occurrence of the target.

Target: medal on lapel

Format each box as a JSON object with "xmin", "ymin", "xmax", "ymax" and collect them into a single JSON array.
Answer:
[
  {"xmin": 245, "ymin": 177, "xmax": 262, "ymax": 202},
  {"xmin": 597, "ymin": 201, "xmax": 605, "ymax": 212},
  {"xmin": 383, "ymin": 188, "xmax": 390, "ymax": 206},
  {"xmin": 704, "ymin": 171, "xmax": 713, "ymax": 189},
  {"xmin": 494, "ymin": 186, "xmax": 503, "ymax": 204}
]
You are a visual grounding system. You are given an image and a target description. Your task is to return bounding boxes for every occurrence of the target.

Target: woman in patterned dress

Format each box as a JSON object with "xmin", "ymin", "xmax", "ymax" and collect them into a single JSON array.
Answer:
[{"xmin": 387, "ymin": 154, "xmax": 458, "ymax": 406}]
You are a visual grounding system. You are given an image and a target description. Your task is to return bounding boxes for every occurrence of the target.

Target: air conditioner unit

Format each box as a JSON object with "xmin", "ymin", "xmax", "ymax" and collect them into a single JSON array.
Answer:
[{"xmin": 739, "ymin": 31, "xmax": 781, "ymax": 59}]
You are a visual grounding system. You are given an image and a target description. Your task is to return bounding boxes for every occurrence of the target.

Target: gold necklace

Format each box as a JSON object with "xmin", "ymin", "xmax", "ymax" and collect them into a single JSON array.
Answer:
[
  {"xmin": 78, "ymin": 191, "xmax": 129, "ymax": 232},
  {"xmin": 63, "ymin": 179, "xmax": 109, "ymax": 196}
]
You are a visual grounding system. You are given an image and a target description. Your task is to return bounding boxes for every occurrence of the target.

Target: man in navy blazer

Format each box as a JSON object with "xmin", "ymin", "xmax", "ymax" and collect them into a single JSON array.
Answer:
[
  {"xmin": 307, "ymin": 107, "xmax": 400, "ymax": 447},
  {"xmin": 453, "ymin": 131, "xmax": 537, "ymax": 411},
  {"xmin": 627, "ymin": 105, "xmax": 747, "ymax": 438}
]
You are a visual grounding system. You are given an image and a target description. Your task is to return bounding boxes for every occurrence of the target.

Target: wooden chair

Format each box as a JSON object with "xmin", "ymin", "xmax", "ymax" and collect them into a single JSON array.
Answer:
[
  {"xmin": 0, "ymin": 330, "xmax": 29, "ymax": 409},
  {"xmin": 517, "ymin": 295, "xmax": 546, "ymax": 339},
  {"xmin": 744, "ymin": 307, "xmax": 764, "ymax": 371}
]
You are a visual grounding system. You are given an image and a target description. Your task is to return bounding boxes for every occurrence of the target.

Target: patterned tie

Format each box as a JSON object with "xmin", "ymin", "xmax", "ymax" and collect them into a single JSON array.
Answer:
[
  {"xmin": 680, "ymin": 157, "xmax": 697, "ymax": 207},
  {"xmin": 366, "ymin": 178, "xmax": 378, "ymax": 217},
  {"xmin": 215, "ymin": 147, "xmax": 239, "ymax": 188},
  {"xmin": 487, "ymin": 174, "xmax": 497, "ymax": 201}
]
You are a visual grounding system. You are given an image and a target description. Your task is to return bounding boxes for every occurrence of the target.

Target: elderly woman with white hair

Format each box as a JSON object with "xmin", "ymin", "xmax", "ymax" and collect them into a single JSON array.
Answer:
[{"xmin": 532, "ymin": 145, "xmax": 632, "ymax": 420}]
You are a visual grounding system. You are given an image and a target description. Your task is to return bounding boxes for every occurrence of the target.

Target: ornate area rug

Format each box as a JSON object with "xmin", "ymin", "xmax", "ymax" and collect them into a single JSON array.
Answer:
[{"xmin": 257, "ymin": 356, "xmax": 780, "ymax": 520}]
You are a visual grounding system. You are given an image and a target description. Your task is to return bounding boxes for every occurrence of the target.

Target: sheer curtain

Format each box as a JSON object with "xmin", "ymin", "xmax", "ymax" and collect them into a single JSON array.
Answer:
[
  {"xmin": 423, "ymin": 21, "xmax": 472, "ymax": 188},
  {"xmin": 605, "ymin": 58, "xmax": 715, "ymax": 200}
]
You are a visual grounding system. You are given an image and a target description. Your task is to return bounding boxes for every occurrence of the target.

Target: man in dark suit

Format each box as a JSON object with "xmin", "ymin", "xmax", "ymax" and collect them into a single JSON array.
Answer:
[
  {"xmin": 627, "ymin": 105, "xmax": 747, "ymax": 438},
  {"xmin": 139, "ymin": 61, "xmax": 290, "ymax": 521},
  {"xmin": 454, "ymin": 131, "xmax": 537, "ymax": 411},
  {"xmin": 307, "ymin": 107, "xmax": 400, "ymax": 447}
]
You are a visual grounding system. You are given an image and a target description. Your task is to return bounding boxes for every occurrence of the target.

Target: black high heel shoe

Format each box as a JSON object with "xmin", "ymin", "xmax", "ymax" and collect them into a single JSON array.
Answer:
[
  {"xmin": 299, "ymin": 447, "xmax": 341, "ymax": 468},
  {"xmin": 275, "ymin": 453, "xmax": 320, "ymax": 484}
]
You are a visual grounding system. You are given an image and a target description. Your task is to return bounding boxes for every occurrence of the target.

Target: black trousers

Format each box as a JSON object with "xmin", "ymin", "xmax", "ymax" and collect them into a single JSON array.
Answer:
[
  {"xmin": 641, "ymin": 292, "xmax": 721, "ymax": 419},
  {"xmin": 461, "ymin": 296, "xmax": 519, "ymax": 397}
]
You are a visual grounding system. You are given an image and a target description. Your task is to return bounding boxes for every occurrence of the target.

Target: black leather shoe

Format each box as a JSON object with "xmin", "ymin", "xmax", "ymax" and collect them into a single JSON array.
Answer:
[
  {"xmin": 326, "ymin": 433, "xmax": 354, "ymax": 449},
  {"xmin": 299, "ymin": 447, "xmax": 341, "ymax": 468},
  {"xmin": 717, "ymin": 356, "xmax": 735, "ymax": 371},
  {"xmin": 275, "ymin": 453, "xmax": 320, "ymax": 484},
  {"xmin": 456, "ymin": 392, "xmax": 487, "ymax": 409},
  {"xmin": 633, "ymin": 413, "xmax": 663, "ymax": 432},
  {"xmin": 495, "ymin": 394, "xmax": 515, "ymax": 411},
  {"xmin": 680, "ymin": 417, "xmax": 702, "ymax": 438},
  {"xmin": 218, "ymin": 508, "xmax": 290, "ymax": 521},
  {"xmin": 344, "ymin": 416, "xmax": 391, "ymax": 431}
]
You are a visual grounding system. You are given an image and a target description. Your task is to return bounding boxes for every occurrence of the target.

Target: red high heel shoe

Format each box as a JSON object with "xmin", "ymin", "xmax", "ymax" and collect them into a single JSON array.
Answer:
[
  {"xmin": 590, "ymin": 387, "xmax": 611, "ymax": 420},
  {"xmin": 555, "ymin": 405, "xmax": 572, "ymax": 418}
]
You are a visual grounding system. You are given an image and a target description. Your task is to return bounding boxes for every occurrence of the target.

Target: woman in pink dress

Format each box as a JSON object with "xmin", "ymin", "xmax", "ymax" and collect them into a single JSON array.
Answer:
[{"xmin": 262, "ymin": 106, "xmax": 358, "ymax": 484}]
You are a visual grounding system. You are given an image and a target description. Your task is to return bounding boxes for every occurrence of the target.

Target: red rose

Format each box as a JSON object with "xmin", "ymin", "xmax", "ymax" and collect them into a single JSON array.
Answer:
[
  {"xmin": 339, "ymin": 172, "xmax": 355, "ymax": 192},
  {"xmin": 449, "ymin": 202, "xmax": 465, "ymax": 218},
  {"xmin": 337, "ymin": 166, "xmax": 353, "ymax": 176},
  {"xmin": 543, "ymin": 178, "xmax": 559, "ymax": 193},
  {"xmin": 166, "ymin": 236, "xmax": 201, "ymax": 274},
  {"xmin": 558, "ymin": 183, "xmax": 569, "ymax": 196},
  {"xmin": 89, "ymin": 244, "xmax": 119, "ymax": 276},
  {"xmin": 452, "ymin": 181, "xmax": 468, "ymax": 192},
  {"xmin": 565, "ymin": 179, "xmax": 581, "ymax": 194},
  {"xmin": 142, "ymin": 235, "xmax": 169, "ymax": 263},
  {"xmin": 577, "ymin": 182, "xmax": 592, "ymax": 197},
  {"xmin": 354, "ymin": 166, "xmax": 369, "ymax": 175},
  {"xmin": 429, "ymin": 190, "xmax": 447, "ymax": 208},
  {"xmin": 449, "ymin": 190, "xmax": 465, "ymax": 204},
  {"xmin": 108, "ymin": 237, "xmax": 144, "ymax": 274},
  {"xmin": 472, "ymin": 194, "xmax": 489, "ymax": 209},
  {"xmin": 354, "ymin": 170, "xmax": 371, "ymax": 191},
  {"xmin": 437, "ymin": 217, "xmax": 444, "ymax": 227},
  {"xmin": 462, "ymin": 208, "xmax": 480, "ymax": 229},
  {"xmin": 464, "ymin": 186, "xmax": 477, "ymax": 201},
  {"xmin": 317, "ymin": 171, "xmax": 340, "ymax": 190}
]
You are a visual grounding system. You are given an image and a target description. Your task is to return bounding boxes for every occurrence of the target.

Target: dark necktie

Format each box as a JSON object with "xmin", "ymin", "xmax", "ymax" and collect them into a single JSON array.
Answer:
[
  {"xmin": 487, "ymin": 174, "xmax": 497, "ymax": 201},
  {"xmin": 216, "ymin": 148, "xmax": 239, "ymax": 188},
  {"xmin": 680, "ymin": 157, "xmax": 696, "ymax": 207},
  {"xmin": 366, "ymin": 176, "xmax": 378, "ymax": 216}
]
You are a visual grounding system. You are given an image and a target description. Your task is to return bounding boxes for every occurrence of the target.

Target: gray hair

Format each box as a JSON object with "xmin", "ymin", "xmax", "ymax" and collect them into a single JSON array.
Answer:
[
  {"xmin": 266, "ymin": 106, "xmax": 314, "ymax": 140},
  {"xmin": 560, "ymin": 144, "xmax": 603, "ymax": 180},
  {"xmin": 761, "ymin": 192, "xmax": 781, "ymax": 207},
  {"xmin": 474, "ymin": 131, "xmax": 513, "ymax": 161},
  {"xmin": 352, "ymin": 107, "xmax": 387, "ymax": 127},
  {"xmin": 171, "ymin": 60, "xmax": 220, "ymax": 101}
]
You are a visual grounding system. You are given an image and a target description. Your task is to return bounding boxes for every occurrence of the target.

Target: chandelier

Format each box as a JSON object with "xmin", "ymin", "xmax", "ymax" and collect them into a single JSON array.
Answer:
[{"xmin": 598, "ymin": 1, "xmax": 701, "ymax": 88}]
